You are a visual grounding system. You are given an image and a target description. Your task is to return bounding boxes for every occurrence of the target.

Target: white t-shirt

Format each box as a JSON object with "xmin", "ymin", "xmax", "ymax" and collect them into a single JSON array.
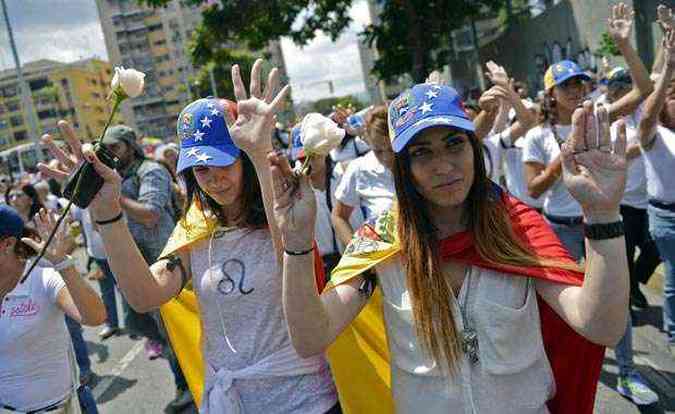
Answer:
[
  {"xmin": 71, "ymin": 206, "xmax": 106, "ymax": 260},
  {"xmin": 500, "ymin": 129, "xmax": 544, "ymax": 209},
  {"xmin": 522, "ymin": 124, "xmax": 582, "ymax": 217},
  {"xmin": 482, "ymin": 134, "xmax": 503, "ymax": 183},
  {"xmin": 612, "ymin": 113, "xmax": 648, "ymax": 209},
  {"xmin": 329, "ymin": 137, "xmax": 370, "ymax": 163},
  {"xmin": 642, "ymin": 125, "xmax": 675, "ymax": 204},
  {"xmin": 0, "ymin": 265, "xmax": 72, "ymax": 411},
  {"xmin": 335, "ymin": 151, "xmax": 395, "ymax": 223}
]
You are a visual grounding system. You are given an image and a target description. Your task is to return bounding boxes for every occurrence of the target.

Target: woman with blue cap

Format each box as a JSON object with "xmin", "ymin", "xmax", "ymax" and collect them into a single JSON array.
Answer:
[
  {"xmin": 523, "ymin": 3, "xmax": 653, "ymax": 261},
  {"xmin": 273, "ymin": 77, "xmax": 631, "ymax": 413},
  {"xmin": 38, "ymin": 59, "xmax": 340, "ymax": 413},
  {"xmin": 0, "ymin": 205, "xmax": 106, "ymax": 413}
]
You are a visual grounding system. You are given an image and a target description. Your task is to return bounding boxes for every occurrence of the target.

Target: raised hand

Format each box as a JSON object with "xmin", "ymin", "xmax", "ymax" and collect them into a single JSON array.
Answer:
[
  {"xmin": 561, "ymin": 101, "xmax": 627, "ymax": 222},
  {"xmin": 229, "ymin": 59, "xmax": 290, "ymax": 157},
  {"xmin": 608, "ymin": 3, "xmax": 634, "ymax": 44},
  {"xmin": 664, "ymin": 27, "xmax": 675, "ymax": 67},
  {"xmin": 21, "ymin": 209, "xmax": 73, "ymax": 264},
  {"xmin": 657, "ymin": 5, "xmax": 674, "ymax": 33},
  {"xmin": 485, "ymin": 61, "xmax": 509, "ymax": 88},
  {"xmin": 38, "ymin": 120, "xmax": 123, "ymax": 221},
  {"xmin": 268, "ymin": 152, "xmax": 316, "ymax": 252},
  {"xmin": 478, "ymin": 87, "xmax": 501, "ymax": 113}
]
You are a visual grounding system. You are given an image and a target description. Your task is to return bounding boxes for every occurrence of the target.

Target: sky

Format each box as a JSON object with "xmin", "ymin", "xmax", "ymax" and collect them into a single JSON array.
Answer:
[{"xmin": 0, "ymin": 0, "xmax": 369, "ymax": 103}]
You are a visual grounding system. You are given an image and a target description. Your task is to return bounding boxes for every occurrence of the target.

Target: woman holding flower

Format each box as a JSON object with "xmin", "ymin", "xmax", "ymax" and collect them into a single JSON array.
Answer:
[
  {"xmin": 272, "ymin": 82, "xmax": 631, "ymax": 413},
  {"xmin": 39, "ymin": 60, "xmax": 340, "ymax": 413}
]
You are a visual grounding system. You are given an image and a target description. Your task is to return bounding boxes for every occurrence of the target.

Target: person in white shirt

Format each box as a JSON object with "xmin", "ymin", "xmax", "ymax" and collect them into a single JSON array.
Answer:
[
  {"xmin": 638, "ymin": 27, "xmax": 675, "ymax": 356},
  {"xmin": 332, "ymin": 105, "xmax": 395, "ymax": 246},
  {"xmin": 524, "ymin": 5, "xmax": 653, "ymax": 260},
  {"xmin": 0, "ymin": 205, "xmax": 106, "ymax": 413}
]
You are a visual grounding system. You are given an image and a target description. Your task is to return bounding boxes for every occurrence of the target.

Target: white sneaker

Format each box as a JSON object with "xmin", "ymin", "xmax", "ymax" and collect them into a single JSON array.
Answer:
[{"xmin": 617, "ymin": 373, "xmax": 659, "ymax": 406}]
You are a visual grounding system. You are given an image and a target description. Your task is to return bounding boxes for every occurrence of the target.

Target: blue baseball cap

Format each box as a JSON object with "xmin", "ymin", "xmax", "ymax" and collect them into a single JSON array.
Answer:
[
  {"xmin": 388, "ymin": 84, "xmax": 475, "ymax": 153},
  {"xmin": 0, "ymin": 205, "xmax": 24, "ymax": 239},
  {"xmin": 544, "ymin": 60, "xmax": 591, "ymax": 91},
  {"xmin": 176, "ymin": 97, "xmax": 241, "ymax": 174}
]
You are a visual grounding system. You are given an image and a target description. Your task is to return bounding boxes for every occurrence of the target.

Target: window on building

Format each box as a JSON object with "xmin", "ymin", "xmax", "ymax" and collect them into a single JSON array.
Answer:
[
  {"xmin": 28, "ymin": 78, "xmax": 50, "ymax": 91},
  {"xmin": 6, "ymin": 101, "xmax": 20, "ymax": 112},
  {"xmin": 1, "ymin": 85, "xmax": 17, "ymax": 98},
  {"xmin": 10, "ymin": 115, "xmax": 23, "ymax": 127},
  {"xmin": 37, "ymin": 109, "xmax": 56, "ymax": 120},
  {"xmin": 154, "ymin": 39, "xmax": 167, "ymax": 46},
  {"xmin": 13, "ymin": 130, "xmax": 27, "ymax": 141}
]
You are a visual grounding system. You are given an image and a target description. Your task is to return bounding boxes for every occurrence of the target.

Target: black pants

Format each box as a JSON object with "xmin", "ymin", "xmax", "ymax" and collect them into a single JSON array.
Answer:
[{"xmin": 620, "ymin": 205, "xmax": 662, "ymax": 289}]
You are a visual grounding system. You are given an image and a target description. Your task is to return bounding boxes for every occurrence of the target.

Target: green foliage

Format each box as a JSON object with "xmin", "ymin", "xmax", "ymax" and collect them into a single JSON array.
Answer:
[
  {"xmin": 141, "ymin": 0, "xmax": 505, "ymax": 84},
  {"xmin": 598, "ymin": 32, "xmax": 621, "ymax": 57},
  {"xmin": 189, "ymin": 50, "xmax": 258, "ymax": 99},
  {"xmin": 310, "ymin": 95, "xmax": 364, "ymax": 115}
]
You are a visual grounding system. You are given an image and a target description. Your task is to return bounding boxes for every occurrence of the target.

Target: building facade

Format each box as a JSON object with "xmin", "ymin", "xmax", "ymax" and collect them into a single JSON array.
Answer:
[
  {"xmin": 0, "ymin": 58, "xmax": 115, "ymax": 152},
  {"xmin": 96, "ymin": 0, "xmax": 202, "ymax": 141}
]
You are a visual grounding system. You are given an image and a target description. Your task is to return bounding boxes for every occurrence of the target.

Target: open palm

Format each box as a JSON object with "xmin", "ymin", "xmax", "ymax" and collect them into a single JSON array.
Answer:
[
  {"xmin": 608, "ymin": 3, "xmax": 634, "ymax": 42},
  {"xmin": 561, "ymin": 102, "xmax": 627, "ymax": 215},
  {"xmin": 229, "ymin": 59, "xmax": 290, "ymax": 156}
]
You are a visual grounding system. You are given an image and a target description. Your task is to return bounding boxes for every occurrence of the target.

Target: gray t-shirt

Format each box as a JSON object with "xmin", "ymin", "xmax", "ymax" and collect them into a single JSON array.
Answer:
[
  {"xmin": 121, "ymin": 159, "xmax": 175, "ymax": 262},
  {"xmin": 191, "ymin": 227, "xmax": 337, "ymax": 413}
]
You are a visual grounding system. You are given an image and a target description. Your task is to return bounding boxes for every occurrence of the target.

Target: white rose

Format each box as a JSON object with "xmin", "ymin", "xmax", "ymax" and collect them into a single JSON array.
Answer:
[
  {"xmin": 111, "ymin": 67, "xmax": 145, "ymax": 98},
  {"xmin": 300, "ymin": 113, "xmax": 345, "ymax": 157}
]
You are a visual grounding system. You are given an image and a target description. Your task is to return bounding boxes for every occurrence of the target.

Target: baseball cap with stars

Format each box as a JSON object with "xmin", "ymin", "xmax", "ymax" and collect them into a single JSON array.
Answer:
[
  {"xmin": 176, "ymin": 97, "xmax": 241, "ymax": 174},
  {"xmin": 388, "ymin": 83, "xmax": 475, "ymax": 153}
]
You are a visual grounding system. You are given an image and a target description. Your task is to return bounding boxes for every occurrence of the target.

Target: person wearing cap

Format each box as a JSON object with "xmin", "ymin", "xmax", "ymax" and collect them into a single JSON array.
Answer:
[
  {"xmin": 0, "ymin": 205, "xmax": 106, "ymax": 413},
  {"xmin": 332, "ymin": 105, "xmax": 395, "ymax": 247},
  {"xmin": 99, "ymin": 123, "xmax": 178, "ymax": 359},
  {"xmin": 39, "ymin": 60, "xmax": 340, "ymax": 413},
  {"xmin": 523, "ymin": 4, "xmax": 653, "ymax": 261},
  {"xmin": 274, "ymin": 79, "xmax": 631, "ymax": 413},
  {"xmin": 638, "ymin": 27, "xmax": 675, "ymax": 357}
]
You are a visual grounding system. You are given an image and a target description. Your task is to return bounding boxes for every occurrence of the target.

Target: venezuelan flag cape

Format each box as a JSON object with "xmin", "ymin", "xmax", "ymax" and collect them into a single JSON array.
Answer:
[{"xmin": 328, "ymin": 192, "xmax": 605, "ymax": 414}]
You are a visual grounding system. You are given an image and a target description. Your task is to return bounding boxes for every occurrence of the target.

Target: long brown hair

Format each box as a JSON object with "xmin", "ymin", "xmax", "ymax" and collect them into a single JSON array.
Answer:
[{"xmin": 393, "ymin": 128, "xmax": 578, "ymax": 374}]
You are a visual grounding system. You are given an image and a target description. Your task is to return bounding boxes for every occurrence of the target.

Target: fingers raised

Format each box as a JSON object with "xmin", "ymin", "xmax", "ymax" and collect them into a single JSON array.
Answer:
[
  {"xmin": 83, "ymin": 146, "xmax": 118, "ymax": 181},
  {"xmin": 270, "ymin": 85, "xmax": 291, "ymax": 114},
  {"xmin": 250, "ymin": 58, "xmax": 264, "ymax": 99},
  {"xmin": 37, "ymin": 163, "xmax": 69, "ymax": 182},
  {"xmin": 58, "ymin": 120, "xmax": 84, "ymax": 161},
  {"xmin": 613, "ymin": 119, "xmax": 628, "ymax": 156},
  {"xmin": 569, "ymin": 105, "xmax": 588, "ymax": 153},
  {"xmin": 232, "ymin": 64, "xmax": 247, "ymax": 102},
  {"xmin": 596, "ymin": 104, "xmax": 611, "ymax": 150},
  {"xmin": 41, "ymin": 134, "xmax": 76, "ymax": 171},
  {"xmin": 263, "ymin": 67, "xmax": 279, "ymax": 104}
]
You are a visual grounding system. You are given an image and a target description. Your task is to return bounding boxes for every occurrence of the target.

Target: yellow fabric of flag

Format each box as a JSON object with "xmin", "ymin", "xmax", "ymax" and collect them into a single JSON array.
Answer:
[{"xmin": 159, "ymin": 203, "xmax": 399, "ymax": 412}]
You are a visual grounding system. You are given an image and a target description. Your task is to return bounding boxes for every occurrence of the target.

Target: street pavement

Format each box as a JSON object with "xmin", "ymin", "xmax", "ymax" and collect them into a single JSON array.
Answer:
[{"xmin": 72, "ymin": 249, "xmax": 674, "ymax": 413}]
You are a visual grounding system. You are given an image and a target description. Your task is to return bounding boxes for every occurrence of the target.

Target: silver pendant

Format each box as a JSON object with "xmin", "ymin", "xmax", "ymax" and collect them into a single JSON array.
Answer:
[{"xmin": 462, "ymin": 328, "xmax": 479, "ymax": 364}]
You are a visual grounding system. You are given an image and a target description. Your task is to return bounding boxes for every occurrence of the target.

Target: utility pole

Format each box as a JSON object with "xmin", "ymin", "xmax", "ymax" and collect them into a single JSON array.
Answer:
[{"xmin": 1, "ymin": 0, "xmax": 42, "ymax": 160}]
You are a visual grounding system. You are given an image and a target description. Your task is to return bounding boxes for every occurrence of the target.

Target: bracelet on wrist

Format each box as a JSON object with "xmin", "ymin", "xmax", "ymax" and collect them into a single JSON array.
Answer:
[
  {"xmin": 583, "ymin": 220, "xmax": 625, "ymax": 240},
  {"xmin": 95, "ymin": 211, "xmax": 124, "ymax": 226},
  {"xmin": 284, "ymin": 246, "xmax": 315, "ymax": 256}
]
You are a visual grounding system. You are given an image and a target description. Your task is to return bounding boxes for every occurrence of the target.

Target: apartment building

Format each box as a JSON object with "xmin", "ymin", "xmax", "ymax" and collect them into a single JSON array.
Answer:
[
  {"xmin": 0, "ymin": 58, "xmax": 115, "ymax": 153},
  {"xmin": 96, "ymin": 0, "xmax": 202, "ymax": 141}
]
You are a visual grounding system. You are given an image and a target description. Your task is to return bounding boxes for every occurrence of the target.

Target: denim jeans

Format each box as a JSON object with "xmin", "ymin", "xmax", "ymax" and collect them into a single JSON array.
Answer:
[
  {"xmin": 614, "ymin": 313, "xmax": 635, "ymax": 378},
  {"xmin": 621, "ymin": 205, "xmax": 662, "ymax": 287},
  {"xmin": 77, "ymin": 384, "xmax": 99, "ymax": 414},
  {"xmin": 94, "ymin": 258, "xmax": 119, "ymax": 329},
  {"xmin": 65, "ymin": 316, "xmax": 92, "ymax": 378},
  {"xmin": 648, "ymin": 206, "xmax": 675, "ymax": 344},
  {"xmin": 545, "ymin": 219, "xmax": 585, "ymax": 262}
]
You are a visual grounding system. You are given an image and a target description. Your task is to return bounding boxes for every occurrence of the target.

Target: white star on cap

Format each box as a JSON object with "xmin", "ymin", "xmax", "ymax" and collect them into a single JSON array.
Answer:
[
  {"xmin": 193, "ymin": 130, "xmax": 205, "ymax": 141},
  {"xmin": 420, "ymin": 102, "xmax": 433, "ymax": 115},
  {"xmin": 200, "ymin": 116, "xmax": 212, "ymax": 128},
  {"xmin": 431, "ymin": 84, "xmax": 442, "ymax": 90},
  {"xmin": 185, "ymin": 148, "xmax": 200, "ymax": 158},
  {"xmin": 425, "ymin": 90, "xmax": 438, "ymax": 99},
  {"xmin": 210, "ymin": 108, "xmax": 220, "ymax": 117},
  {"xmin": 207, "ymin": 102, "xmax": 215, "ymax": 109},
  {"xmin": 195, "ymin": 153, "xmax": 212, "ymax": 163}
]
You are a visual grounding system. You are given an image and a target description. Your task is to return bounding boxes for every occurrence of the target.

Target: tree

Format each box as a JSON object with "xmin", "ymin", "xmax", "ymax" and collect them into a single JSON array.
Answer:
[
  {"xmin": 310, "ymin": 95, "xmax": 364, "ymax": 115},
  {"xmin": 142, "ymin": 0, "xmax": 504, "ymax": 84}
]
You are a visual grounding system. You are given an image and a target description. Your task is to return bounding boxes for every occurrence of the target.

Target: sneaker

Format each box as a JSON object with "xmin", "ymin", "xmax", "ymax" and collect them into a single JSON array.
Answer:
[
  {"xmin": 98, "ymin": 326, "xmax": 119, "ymax": 340},
  {"xmin": 617, "ymin": 373, "xmax": 659, "ymax": 405},
  {"xmin": 166, "ymin": 389, "xmax": 193, "ymax": 411},
  {"xmin": 145, "ymin": 339, "xmax": 163, "ymax": 360}
]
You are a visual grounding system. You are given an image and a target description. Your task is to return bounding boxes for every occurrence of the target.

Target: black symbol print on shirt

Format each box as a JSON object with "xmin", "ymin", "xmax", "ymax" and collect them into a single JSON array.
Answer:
[{"xmin": 217, "ymin": 259, "xmax": 254, "ymax": 295}]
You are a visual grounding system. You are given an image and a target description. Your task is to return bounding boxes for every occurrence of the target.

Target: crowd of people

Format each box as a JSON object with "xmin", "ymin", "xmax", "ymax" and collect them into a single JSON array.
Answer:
[{"xmin": 1, "ymin": 2, "xmax": 674, "ymax": 413}]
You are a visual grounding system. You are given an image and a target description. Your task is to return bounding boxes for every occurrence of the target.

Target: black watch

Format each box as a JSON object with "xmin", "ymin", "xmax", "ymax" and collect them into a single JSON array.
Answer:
[{"xmin": 583, "ymin": 220, "xmax": 625, "ymax": 240}]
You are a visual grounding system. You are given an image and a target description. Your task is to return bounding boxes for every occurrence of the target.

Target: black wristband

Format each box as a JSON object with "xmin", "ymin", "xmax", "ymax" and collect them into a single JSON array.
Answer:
[
  {"xmin": 584, "ymin": 220, "xmax": 625, "ymax": 240},
  {"xmin": 95, "ymin": 211, "xmax": 124, "ymax": 225},
  {"xmin": 284, "ymin": 246, "xmax": 315, "ymax": 256}
]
